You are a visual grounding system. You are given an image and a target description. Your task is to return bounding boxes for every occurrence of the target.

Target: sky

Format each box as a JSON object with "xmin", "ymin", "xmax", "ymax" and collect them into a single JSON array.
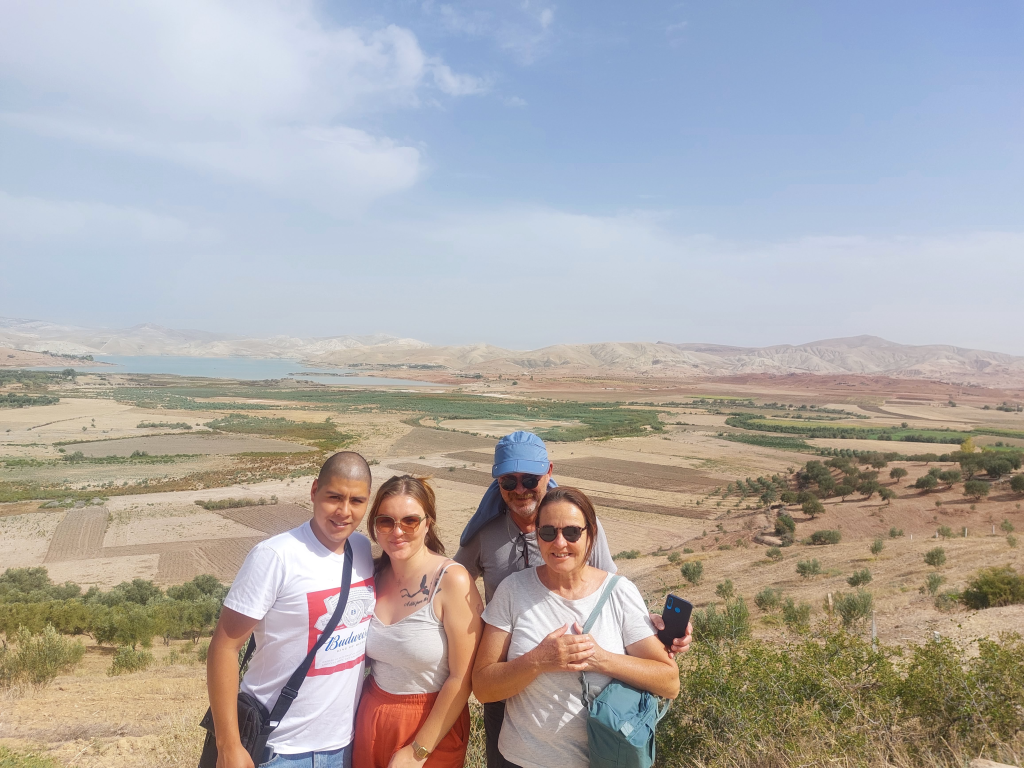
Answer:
[{"xmin": 1, "ymin": 0, "xmax": 1022, "ymax": 353}]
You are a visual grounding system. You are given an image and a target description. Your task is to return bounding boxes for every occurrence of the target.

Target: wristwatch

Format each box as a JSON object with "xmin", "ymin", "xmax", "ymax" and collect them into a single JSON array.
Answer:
[{"xmin": 411, "ymin": 741, "xmax": 431, "ymax": 761}]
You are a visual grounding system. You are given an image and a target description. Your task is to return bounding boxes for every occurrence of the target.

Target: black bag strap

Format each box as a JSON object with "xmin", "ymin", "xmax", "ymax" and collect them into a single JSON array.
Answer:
[{"xmin": 261, "ymin": 538, "xmax": 354, "ymax": 733}]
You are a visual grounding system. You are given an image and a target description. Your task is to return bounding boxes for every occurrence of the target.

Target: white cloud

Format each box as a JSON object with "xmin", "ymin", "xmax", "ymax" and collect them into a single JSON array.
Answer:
[
  {"xmin": 0, "ymin": 0, "xmax": 483, "ymax": 211},
  {"xmin": 504, "ymin": 96, "xmax": 529, "ymax": 108},
  {"xmin": 0, "ymin": 191, "xmax": 206, "ymax": 245},
  {"xmin": 428, "ymin": 2, "xmax": 555, "ymax": 63}
]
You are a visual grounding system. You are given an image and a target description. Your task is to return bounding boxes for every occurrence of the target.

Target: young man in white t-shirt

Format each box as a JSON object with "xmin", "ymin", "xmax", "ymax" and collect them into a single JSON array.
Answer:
[{"xmin": 207, "ymin": 452, "xmax": 377, "ymax": 768}]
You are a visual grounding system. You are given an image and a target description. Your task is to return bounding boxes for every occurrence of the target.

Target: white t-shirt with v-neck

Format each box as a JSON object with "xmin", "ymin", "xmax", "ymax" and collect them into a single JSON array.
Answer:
[
  {"xmin": 223, "ymin": 522, "xmax": 376, "ymax": 754},
  {"xmin": 481, "ymin": 568, "xmax": 656, "ymax": 768}
]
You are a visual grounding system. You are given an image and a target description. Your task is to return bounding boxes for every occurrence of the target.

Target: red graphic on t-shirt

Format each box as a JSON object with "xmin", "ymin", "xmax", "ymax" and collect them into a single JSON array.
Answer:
[{"xmin": 304, "ymin": 577, "xmax": 374, "ymax": 677}]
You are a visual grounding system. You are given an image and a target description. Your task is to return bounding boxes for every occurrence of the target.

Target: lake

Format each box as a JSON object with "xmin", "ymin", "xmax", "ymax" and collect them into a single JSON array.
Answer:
[{"xmin": 30, "ymin": 355, "xmax": 434, "ymax": 386}]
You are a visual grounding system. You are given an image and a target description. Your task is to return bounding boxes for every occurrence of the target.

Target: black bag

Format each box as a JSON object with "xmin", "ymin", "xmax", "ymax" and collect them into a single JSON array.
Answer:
[{"xmin": 198, "ymin": 539, "xmax": 354, "ymax": 767}]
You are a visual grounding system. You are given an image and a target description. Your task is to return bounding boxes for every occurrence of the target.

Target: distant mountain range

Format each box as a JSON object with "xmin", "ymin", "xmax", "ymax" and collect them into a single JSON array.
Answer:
[{"xmin": 2, "ymin": 317, "xmax": 1022, "ymax": 385}]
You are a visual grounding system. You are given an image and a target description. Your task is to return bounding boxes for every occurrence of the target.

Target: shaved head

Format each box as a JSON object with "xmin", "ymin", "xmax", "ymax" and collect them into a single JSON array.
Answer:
[{"xmin": 317, "ymin": 451, "xmax": 372, "ymax": 489}]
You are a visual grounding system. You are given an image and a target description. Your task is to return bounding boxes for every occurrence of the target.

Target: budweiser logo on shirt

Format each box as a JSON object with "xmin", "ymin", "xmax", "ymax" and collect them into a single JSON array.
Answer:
[{"xmin": 305, "ymin": 579, "xmax": 375, "ymax": 675}]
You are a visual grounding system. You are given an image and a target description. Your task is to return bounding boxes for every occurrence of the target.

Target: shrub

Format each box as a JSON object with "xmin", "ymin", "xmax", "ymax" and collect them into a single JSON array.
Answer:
[
  {"xmin": 1000, "ymin": 518, "xmax": 1015, "ymax": 534},
  {"xmin": 682, "ymin": 548, "xmax": 694, "ymax": 554},
  {"xmin": 780, "ymin": 598, "xmax": 811, "ymax": 631},
  {"xmin": 937, "ymin": 525, "xmax": 954, "ymax": 539},
  {"xmin": 847, "ymin": 569, "xmax": 872, "ymax": 587},
  {"xmin": 809, "ymin": 529, "xmax": 841, "ymax": 545},
  {"xmin": 0, "ymin": 625, "xmax": 85, "ymax": 690},
  {"xmin": 934, "ymin": 590, "xmax": 961, "ymax": 612},
  {"xmin": 801, "ymin": 498, "xmax": 825, "ymax": 518},
  {"xmin": 765, "ymin": 547, "xmax": 783, "ymax": 562},
  {"xmin": 961, "ymin": 566, "xmax": 1024, "ymax": 609},
  {"xmin": 870, "ymin": 538, "xmax": 884, "ymax": 557},
  {"xmin": 1009, "ymin": 535, "xmax": 1018, "ymax": 548},
  {"xmin": 888, "ymin": 526, "xmax": 904, "ymax": 538},
  {"xmin": 715, "ymin": 580, "xmax": 734, "ymax": 599},
  {"xmin": 963, "ymin": 480, "xmax": 989, "ymax": 500},
  {"xmin": 796, "ymin": 559, "xmax": 821, "ymax": 578},
  {"xmin": 754, "ymin": 587, "xmax": 783, "ymax": 613},
  {"xmin": 108, "ymin": 646, "xmax": 154, "ymax": 676},
  {"xmin": 613, "ymin": 549, "xmax": 641, "ymax": 560},
  {"xmin": 924, "ymin": 547, "xmax": 946, "ymax": 568},
  {"xmin": 925, "ymin": 573, "xmax": 945, "ymax": 595},
  {"xmin": 666, "ymin": 551, "xmax": 681, "ymax": 564},
  {"xmin": 691, "ymin": 598, "xmax": 751, "ymax": 644},
  {"xmin": 681, "ymin": 561, "xmax": 704, "ymax": 585},
  {"xmin": 774, "ymin": 513, "xmax": 795, "ymax": 543},
  {"xmin": 1011, "ymin": 474, "xmax": 1024, "ymax": 494},
  {"xmin": 834, "ymin": 590, "xmax": 873, "ymax": 627},
  {"xmin": 915, "ymin": 474, "xmax": 938, "ymax": 491}
]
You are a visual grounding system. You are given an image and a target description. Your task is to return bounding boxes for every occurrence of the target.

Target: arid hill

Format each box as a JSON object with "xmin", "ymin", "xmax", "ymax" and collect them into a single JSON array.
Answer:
[{"xmin": 3, "ymin": 317, "xmax": 1022, "ymax": 385}]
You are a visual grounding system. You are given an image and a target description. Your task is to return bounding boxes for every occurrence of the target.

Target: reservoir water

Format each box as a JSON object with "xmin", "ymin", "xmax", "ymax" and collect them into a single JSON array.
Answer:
[{"xmin": 30, "ymin": 355, "xmax": 433, "ymax": 387}]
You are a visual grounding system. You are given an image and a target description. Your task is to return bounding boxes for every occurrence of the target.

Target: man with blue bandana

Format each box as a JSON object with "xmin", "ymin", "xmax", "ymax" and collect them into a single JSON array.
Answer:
[{"xmin": 454, "ymin": 431, "xmax": 691, "ymax": 768}]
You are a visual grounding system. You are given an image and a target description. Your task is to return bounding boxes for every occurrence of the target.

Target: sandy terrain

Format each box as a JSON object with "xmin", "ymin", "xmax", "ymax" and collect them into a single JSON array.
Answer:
[
  {"xmin": 72, "ymin": 434, "xmax": 314, "ymax": 457},
  {"xmin": 102, "ymin": 509, "xmax": 263, "ymax": 547},
  {"xmin": 0, "ymin": 510, "xmax": 65, "ymax": 568}
]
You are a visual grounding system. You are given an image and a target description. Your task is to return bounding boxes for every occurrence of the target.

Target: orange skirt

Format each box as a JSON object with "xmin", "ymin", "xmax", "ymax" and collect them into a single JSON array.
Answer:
[{"xmin": 353, "ymin": 676, "xmax": 470, "ymax": 768}]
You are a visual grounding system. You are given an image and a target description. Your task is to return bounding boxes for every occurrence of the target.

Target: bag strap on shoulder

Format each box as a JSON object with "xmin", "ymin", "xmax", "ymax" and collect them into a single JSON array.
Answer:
[
  {"xmin": 579, "ymin": 575, "xmax": 621, "ymax": 706},
  {"xmin": 264, "ymin": 538, "xmax": 354, "ymax": 732}
]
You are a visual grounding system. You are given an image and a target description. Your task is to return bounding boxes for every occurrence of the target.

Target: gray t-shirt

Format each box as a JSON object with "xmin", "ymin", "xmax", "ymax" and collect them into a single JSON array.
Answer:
[
  {"xmin": 481, "ymin": 569, "xmax": 656, "ymax": 768},
  {"xmin": 454, "ymin": 511, "xmax": 617, "ymax": 603}
]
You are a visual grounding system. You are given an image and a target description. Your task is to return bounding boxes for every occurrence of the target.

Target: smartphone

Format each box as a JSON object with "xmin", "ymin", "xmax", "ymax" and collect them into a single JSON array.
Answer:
[{"xmin": 657, "ymin": 594, "xmax": 693, "ymax": 648}]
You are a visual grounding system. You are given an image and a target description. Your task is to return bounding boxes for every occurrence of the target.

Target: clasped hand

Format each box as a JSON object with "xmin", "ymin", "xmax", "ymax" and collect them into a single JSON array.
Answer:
[{"xmin": 530, "ymin": 622, "xmax": 607, "ymax": 672}]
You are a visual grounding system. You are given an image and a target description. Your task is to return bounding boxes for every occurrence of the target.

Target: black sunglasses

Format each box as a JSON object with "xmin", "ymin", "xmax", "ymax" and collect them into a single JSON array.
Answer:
[
  {"xmin": 499, "ymin": 474, "xmax": 542, "ymax": 492},
  {"xmin": 537, "ymin": 525, "xmax": 586, "ymax": 543}
]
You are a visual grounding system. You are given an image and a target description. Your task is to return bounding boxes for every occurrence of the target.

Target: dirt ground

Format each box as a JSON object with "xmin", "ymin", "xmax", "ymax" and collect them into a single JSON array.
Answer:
[{"xmin": 2, "ymin": 371, "xmax": 1024, "ymax": 766}]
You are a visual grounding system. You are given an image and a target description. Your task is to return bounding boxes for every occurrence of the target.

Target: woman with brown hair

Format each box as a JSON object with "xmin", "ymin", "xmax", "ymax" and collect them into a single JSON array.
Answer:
[
  {"xmin": 354, "ymin": 475, "xmax": 484, "ymax": 768},
  {"xmin": 472, "ymin": 486, "xmax": 678, "ymax": 768}
]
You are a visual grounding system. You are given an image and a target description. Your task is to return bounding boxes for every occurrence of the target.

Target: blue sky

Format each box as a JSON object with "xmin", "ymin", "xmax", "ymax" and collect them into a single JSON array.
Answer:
[{"xmin": 1, "ymin": 1, "xmax": 1022, "ymax": 353}]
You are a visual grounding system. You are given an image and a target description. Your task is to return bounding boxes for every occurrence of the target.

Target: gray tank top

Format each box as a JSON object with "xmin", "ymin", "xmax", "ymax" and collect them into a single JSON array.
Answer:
[{"xmin": 366, "ymin": 561, "xmax": 458, "ymax": 695}]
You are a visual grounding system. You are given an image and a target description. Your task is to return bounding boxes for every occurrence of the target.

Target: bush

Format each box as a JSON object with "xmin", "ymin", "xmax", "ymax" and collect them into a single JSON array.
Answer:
[
  {"xmin": 1001, "ymin": 518, "xmax": 1016, "ymax": 534},
  {"xmin": 847, "ymin": 568, "xmax": 872, "ymax": 587},
  {"xmin": 666, "ymin": 551, "xmax": 681, "ymax": 564},
  {"xmin": 924, "ymin": 547, "xmax": 946, "ymax": 568},
  {"xmin": 613, "ymin": 549, "xmax": 641, "ymax": 560},
  {"xmin": 801, "ymin": 498, "xmax": 825, "ymax": 518},
  {"xmin": 1011, "ymin": 474, "xmax": 1024, "ymax": 494},
  {"xmin": 1009, "ymin": 534, "xmax": 1018, "ymax": 548},
  {"xmin": 934, "ymin": 590, "xmax": 961, "ymax": 612},
  {"xmin": 108, "ymin": 646, "xmax": 154, "ymax": 676},
  {"xmin": 870, "ymin": 538, "xmax": 884, "ymax": 557},
  {"xmin": 796, "ymin": 559, "xmax": 821, "ymax": 578},
  {"xmin": 774, "ymin": 513, "xmax": 795, "ymax": 545},
  {"xmin": 914, "ymin": 474, "xmax": 938, "ymax": 491},
  {"xmin": 781, "ymin": 598, "xmax": 812, "ymax": 631},
  {"xmin": 925, "ymin": 573, "xmax": 945, "ymax": 596},
  {"xmin": 834, "ymin": 590, "xmax": 873, "ymax": 627},
  {"xmin": 961, "ymin": 566, "xmax": 1024, "ymax": 609},
  {"xmin": 0, "ymin": 625, "xmax": 85, "ymax": 690},
  {"xmin": 765, "ymin": 547, "xmax": 783, "ymax": 562},
  {"xmin": 888, "ymin": 526, "xmax": 904, "ymax": 538},
  {"xmin": 681, "ymin": 561, "xmax": 704, "ymax": 585},
  {"xmin": 937, "ymin": 525, "xmax": 953, "ymax": 539},
  {"xmin": 714, "ymin": 580, "xmax": 734, "ymax": 599},
  {"xmin": 754, "ymin": 587, "xmax": 783, "ymax": 612},
  {"xmin": 963, "ymin": 480, "xmax": 989, "ymax": 500},
  {"xmin": 691, "ymin": 598, "xmax": 751, "ymax": 644},
  {"xmin": 809, "ymin": 529, "xmax": 841, "ymax": 545}
]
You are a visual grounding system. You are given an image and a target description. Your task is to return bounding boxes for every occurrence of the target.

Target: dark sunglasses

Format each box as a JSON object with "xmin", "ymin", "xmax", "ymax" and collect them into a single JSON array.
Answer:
[
  {"xmin": 374, "ymin": 515, "xmax": 425, "ymax": 534},
  {"xmin": 537, "ymin": 525, "xmax": 586, "ymax": 543},
  {"xmin": 499, "ymin": 474, "xmax": 542, "ymax": 492}
]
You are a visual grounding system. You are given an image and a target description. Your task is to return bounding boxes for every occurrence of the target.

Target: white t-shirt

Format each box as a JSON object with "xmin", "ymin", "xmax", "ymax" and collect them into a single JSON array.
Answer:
[
  {"xmin": 224, "ymin": 523, "xmax": 376, "ymax": 755},
  {"xmin": 481, "ymin": 568, "xmax": 656, "ymax": 768}
]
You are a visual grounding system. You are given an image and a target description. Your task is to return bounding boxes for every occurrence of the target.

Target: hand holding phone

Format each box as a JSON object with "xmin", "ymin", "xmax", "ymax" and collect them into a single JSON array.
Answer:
[{"xmin": 657, "ymin": 593, "xmax": 693, "ymax": 648}]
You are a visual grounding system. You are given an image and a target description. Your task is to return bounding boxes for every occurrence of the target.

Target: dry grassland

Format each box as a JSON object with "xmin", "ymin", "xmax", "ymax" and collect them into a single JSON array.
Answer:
[{"xmin": 2, "ymin": 372, "xmax": 1023, "ymax": 766}]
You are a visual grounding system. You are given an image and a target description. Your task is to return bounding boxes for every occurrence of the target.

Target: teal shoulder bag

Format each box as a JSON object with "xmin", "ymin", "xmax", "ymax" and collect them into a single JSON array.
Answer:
[{"xmin": 579, "ymin": 575, "xmax": 671, "ymax": 768}]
